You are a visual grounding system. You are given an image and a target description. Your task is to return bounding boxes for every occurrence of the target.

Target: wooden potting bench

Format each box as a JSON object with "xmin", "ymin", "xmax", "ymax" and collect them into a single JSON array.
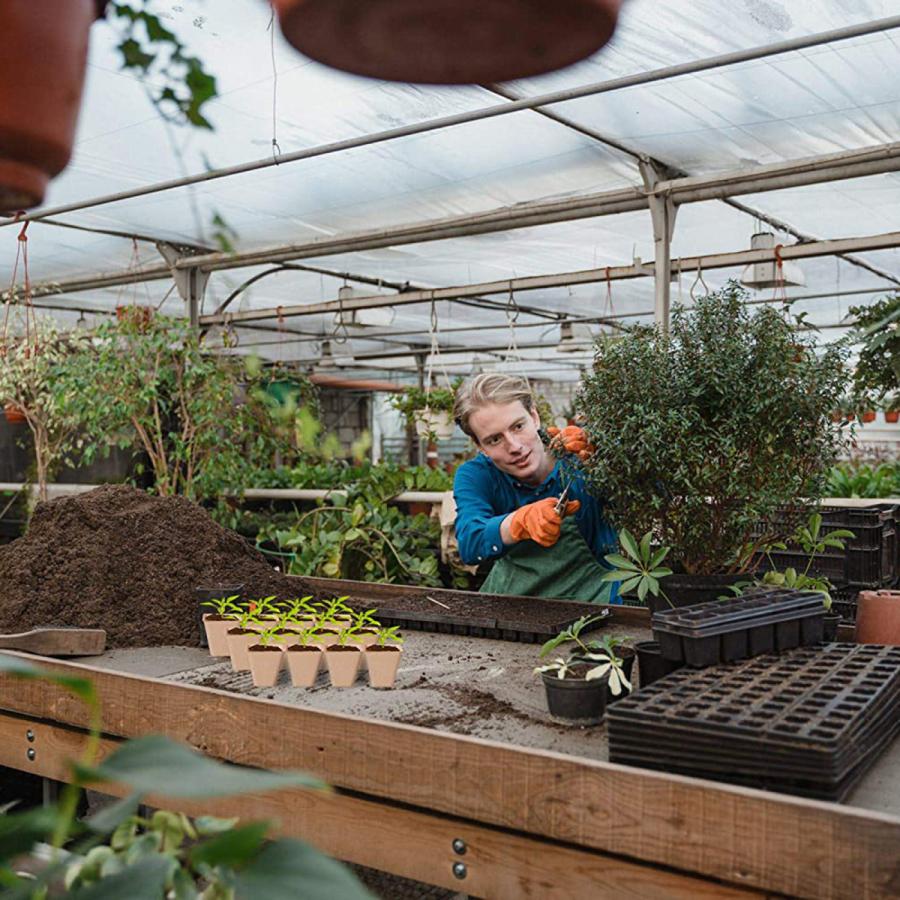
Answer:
[{"xmin": 0, "ymin": 612, "xmax": 899, "ymax": 900}]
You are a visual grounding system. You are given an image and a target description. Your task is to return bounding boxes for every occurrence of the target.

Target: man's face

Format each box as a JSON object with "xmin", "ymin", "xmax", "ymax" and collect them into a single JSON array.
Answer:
[{"xmin": 468, "ymin": 401, "xmax": 548, "ymax": 484}]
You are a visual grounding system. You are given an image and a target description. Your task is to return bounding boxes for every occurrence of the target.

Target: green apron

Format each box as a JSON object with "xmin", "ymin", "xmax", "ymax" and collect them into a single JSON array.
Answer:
[{"xmin": 479, "ymin": 516, "xmax": 614, "ymax": 603}]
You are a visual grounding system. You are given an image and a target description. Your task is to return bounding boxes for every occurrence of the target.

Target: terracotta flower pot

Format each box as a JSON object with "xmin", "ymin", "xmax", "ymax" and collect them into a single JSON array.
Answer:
[
  {"xmin": 324, "ymin": 645, "xmax": 362, "ymax": 687},
  {"xmin": 272, "ymin": 0, "xmax": 621, "ymax": 85},
  {"xmin": 202, "ymin": 614, "xmax": 235, "ymax": 657},
  {"xmin": 366, "ymin": 646, "xmax": 402, "ymax": 688},
  {"xmin": 286, "ymin": 645, "xmax": 323, "ymax": 687},
  {"xmin": 248, "ymin": 645, "xmax": 284, "ymax": 687},
  {"xmin": 862, "ymin": 410, "xmax": 877, "ymax": 423},
  {"xmin": 3, "ymin": 403, "xmax": 26, "ymax": 424},
  {"xmin": 886, "ymin": 410, "xmax": 900, "ymax": 424},
  {"xmin": 0, "ymin": 1, "xmax": 106, "ymax": 211},
  {"xmin": 856, "ymin": 590, "xmax": 900, "ymax": 645},
  {"xmin": 226, "ymin": 627, "xmax": 257, "ymax": 672}
]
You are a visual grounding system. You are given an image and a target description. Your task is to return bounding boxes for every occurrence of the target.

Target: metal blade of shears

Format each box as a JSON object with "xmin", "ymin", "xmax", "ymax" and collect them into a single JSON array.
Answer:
[{"xmin": 554, "ymin": 473, "xmax": 574, "ymax": 518}]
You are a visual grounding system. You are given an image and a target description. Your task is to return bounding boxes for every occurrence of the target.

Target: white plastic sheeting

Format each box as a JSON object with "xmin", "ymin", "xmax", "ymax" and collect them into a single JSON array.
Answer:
[{"xmin": 1, "ymin": 0, "xmax": 899, "ymax": 381}]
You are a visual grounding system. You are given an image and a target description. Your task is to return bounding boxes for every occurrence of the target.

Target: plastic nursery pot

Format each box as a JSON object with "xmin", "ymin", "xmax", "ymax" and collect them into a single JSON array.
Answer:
[
  {"xmin": 286, "ymin": 645, "xmax": 323, "ymax": 688},
  {"xmin": 226, "ymin": 628, "xmax": 257, "ymax": 672},
  {"xmin": 541, "ymin": 670, "xmax": 607, "ymax": 724},
  {"xmin": 271, "ymin": 0, "xmax": 620, "ymax": 86},
  {"xmin": 247, "ymin": 645, "xmax": 284, "ymax": 688},
  {"xmin": 324, "ymin": 645, "xmax": 363, "ymax": 687},
  {"xmin": 823, "ymin": 612, "xmax": 842, "ymax": 643},
  {"xmin": 855, "ymin": 591, "xmax": 900, "ymax": 645},
  {"xmin": 0, "ymin": 0, "xmax": 107, "ymax": 211},
  {"xmin": 366, "ymin": 646, "xmax": 402, "ymax": 688},
  {"xmin": 634, "ymin": 641, "xmax": 683, "ymax": 688}
]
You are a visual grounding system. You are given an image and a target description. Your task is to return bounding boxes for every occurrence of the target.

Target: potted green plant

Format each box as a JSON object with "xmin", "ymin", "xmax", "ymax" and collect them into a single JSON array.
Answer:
[
  {"xmin": 199, "ymin": 593, "xmax": 242, "ymax": 657},
  {"xmin": 576, "ymin": 282, "xmax": 848, "ymax": 603},
  {"xmin": 353, "ymin": 609, "xmax": 381, "ymax": 647},
  {"xmin": 226, "ymin": 608, "xmax": 261, "ymax": 673},
  {"xmin": 390, "ymin": 380, "xmax": 461, "ymax": 442},
  {"xmin": 534, "ymin": 615, "xmax": 632, "ymax": 722},
  {"xmin": 366, "ymin": 625, "xmax": 404, "ymax": 688},
  {"xmin": 323, "ymin": 622, "xmax": 363, "ymax": 687},
  {"xmin": 286, "ymin": 624, "xmax": 325, "ymax": 688},
  {"xmin": 247, "ymin": 626, "xmax": 286, "ymax": 688}
]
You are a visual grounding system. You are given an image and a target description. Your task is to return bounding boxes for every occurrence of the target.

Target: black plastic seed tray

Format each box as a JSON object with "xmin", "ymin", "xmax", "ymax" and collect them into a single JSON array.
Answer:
[
  {"xmin": 367, "ymin": 605, "xmax": 610, "ymax": 644},
  {"xmin": 607, "ymin": 644, "xmax": 900, "ymax": 801},
  {"xmin": 651, "ymin": 589, "xmax": 826, "ymax": 667}
]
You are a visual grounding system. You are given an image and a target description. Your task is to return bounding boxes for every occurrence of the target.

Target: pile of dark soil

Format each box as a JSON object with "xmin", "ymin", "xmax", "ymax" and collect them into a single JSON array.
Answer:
[{"xmin": 0, "ymin": 485, "xmax": 313, "ymax": 648}]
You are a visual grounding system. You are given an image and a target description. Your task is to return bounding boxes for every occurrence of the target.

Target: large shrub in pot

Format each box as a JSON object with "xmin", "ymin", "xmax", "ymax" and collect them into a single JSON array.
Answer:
[{"xmin": 576, "ymin": 282, "xmax": 849, "ymax": 575}]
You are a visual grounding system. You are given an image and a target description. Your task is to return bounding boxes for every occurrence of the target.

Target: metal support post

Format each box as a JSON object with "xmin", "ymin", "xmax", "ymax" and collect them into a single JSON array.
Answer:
[
  {"xmin": 640, "ymin": 158, "xmax": 678, "ymax": 333},
  {"xmin": 156, "ymin": 243, "xmax": 210, "ymax": 328}
]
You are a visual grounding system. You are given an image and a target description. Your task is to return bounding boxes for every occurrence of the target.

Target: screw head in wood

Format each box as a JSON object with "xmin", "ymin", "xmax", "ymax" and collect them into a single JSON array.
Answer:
[
  {"xmin": 26, "ymin": 748, "xmax": 35, "ymax": 761},
  {"xmin": 26, "ymin": 730, "xmax": 34, "ymax": 742},
  {"xmin": 452, "ymin": 838, "xmax": 467, "ymax": 855},
  {"xmin": 452, "ymin": 861, "xmax": 467, "ymax": 880}
]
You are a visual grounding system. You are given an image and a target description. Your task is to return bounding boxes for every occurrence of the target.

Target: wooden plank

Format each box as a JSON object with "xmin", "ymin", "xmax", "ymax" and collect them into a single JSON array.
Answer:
[
  {"xmin": 300, "ymin": 575, "xmax": 652, "ymax": 627},
  {"xmin": 0, "ymin": 710, "xmax": 760, "ymax": 900},
  {"xmin": 0, "ymin": 653, "xmax": 898, "ymax": 899}
]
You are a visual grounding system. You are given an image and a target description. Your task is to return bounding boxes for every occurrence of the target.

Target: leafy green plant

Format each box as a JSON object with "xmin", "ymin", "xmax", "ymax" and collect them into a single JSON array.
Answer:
[
  {"xmin": 0, "ymin": 654, "xmax": 370, "ymax": 899},
  {"xmin": 331, "ymin": 623, "xmax": 362, "ymax": 648},
  {"xmin": 533, "ymin": 650, "xmax": 631, "ymax": 695},
  {"xmin": 353, "ymin": 609, "xmax": 381, "ymax": 631},
  {"xmin": 389, "ymin": 379, "xmax": 462, "ymax": 441},
  {"xmin": 250, "ymin": 595, "xmax": 280, "ymax": 620},
  {"xmin": 576, "ymin": 282, "xmax": 849, "ymax": 574},
  {"xmin": 827, "ymin": 461, "xmax": 900, "ymax": 498},
  {"xmin": 374, "ymin": 626, "xmax": 404, "ymax": 648},
  {"xmin": 200, "ymin": 594, "xmax": 242, "ymax": 618},
  {"xmin": 253, "ymin": 625, "xmax": 286, "ymax": 649},
  {"xmin": 845, "ymin": 293, "xmax": 900, "ymax": 414},
  {"xmin": 600, "ymin": 529, "xmax": 673, "ymax": 605},
  {"xmin": 290, "ymin": 623, "xmax": 323, "ymax": 648}
]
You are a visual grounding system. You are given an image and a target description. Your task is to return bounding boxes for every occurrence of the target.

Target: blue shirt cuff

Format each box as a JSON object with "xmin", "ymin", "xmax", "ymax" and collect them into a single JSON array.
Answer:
[{"xmin": 473, "ymin": 514, "xmax": 507, "ymax": 562}]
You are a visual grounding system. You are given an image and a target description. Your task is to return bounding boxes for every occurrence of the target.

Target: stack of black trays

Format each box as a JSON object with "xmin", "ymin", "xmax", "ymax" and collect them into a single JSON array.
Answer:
[
  {"xmin": 652, "ymin": 589, "xmax": 825, "ymax": 667},
  {"xmin": 608, "ymin": 644, "xmax": 900, "ymax": 801}
]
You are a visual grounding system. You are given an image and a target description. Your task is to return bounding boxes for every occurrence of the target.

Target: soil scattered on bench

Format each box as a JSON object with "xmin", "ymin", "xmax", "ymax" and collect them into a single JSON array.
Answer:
[{"xmin": 0, "ymin": 485, "xmax": 310, "ymax": 648}]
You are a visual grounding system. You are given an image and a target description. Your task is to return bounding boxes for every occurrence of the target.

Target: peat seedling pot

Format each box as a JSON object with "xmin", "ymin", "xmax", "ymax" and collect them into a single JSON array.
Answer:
[
  {"xmin": 856, "ymin": 590, "xmax": 900, "ymax": 645},
  {"xmin": 196, "ymin": 583, "xmax": 244, "ymax": 651},
  {"xmin": 201, "ymin": 615, "xmax": 235, "ymax": 657},
  {"xmin": 286, "ymin": 645, "xmax": 323, "ymax": 688},
  {"xmin": 541, "ymin": 669, "xmax": 607, "ymax": 725},
  {"xmin": 635, "ymin": 640, "xmax": 683, "ymax": 688},
  {"xmin": 366, "ymin": 646, "xmax": 402, "ymax": 688},
  {"xmin": 248, "ymin": 645, "xmax": 284, "ymax": 688},
  {"xmin": 823, "ymin": 612, "xmax": 841, "ymax": 643},
  {"xmin": 356, "ymin": 628, "xmax": 379, "ymax": 648},
  {"xmin": 324, "ymin": 645, "xmax": 362, "ymax": 687},
  {"xmin": 226, "ymin": 627, "xmax": 257, "ymax": 672}
]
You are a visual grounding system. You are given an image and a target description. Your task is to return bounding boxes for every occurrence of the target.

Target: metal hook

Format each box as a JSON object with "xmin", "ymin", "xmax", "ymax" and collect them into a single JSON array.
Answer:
[{"xmin": 689, "ymin": 260, "xmax": 709, "ymax": 302}]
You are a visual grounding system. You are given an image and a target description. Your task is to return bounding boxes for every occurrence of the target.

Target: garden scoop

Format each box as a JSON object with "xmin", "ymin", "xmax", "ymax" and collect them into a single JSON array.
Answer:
[{"xmin": 0, "ymin": 627, "xmax": 106, "ymax": 657}]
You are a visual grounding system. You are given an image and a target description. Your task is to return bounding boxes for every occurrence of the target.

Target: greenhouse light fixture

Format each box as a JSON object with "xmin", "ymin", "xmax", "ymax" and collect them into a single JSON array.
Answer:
[{"xmin": 740, "ymin": 232, "xmax": 805, "ymax": 290}]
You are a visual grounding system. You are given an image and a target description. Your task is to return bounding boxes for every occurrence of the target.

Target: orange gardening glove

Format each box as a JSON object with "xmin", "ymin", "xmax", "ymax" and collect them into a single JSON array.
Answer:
[
  {"xmin": 509, "ymin": 497, "xmax": 581, "ymax": 547},
  {"xmin": 547, "ymin": 425, "xmax": 595, "ymax": 461}
]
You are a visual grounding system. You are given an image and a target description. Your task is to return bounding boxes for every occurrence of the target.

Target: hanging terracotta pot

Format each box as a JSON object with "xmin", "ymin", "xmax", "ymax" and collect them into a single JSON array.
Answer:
[
  {"xmin": 272, "ymin": 0, "xmax": 621, "ymax": 85},
  {"xmin": 856, "ymin": 591, "xmax": 900, "ymax": 645},
  {"xmin": 3, "ymin": 403, "xmax": 26, "ymax": 424},
  {"xmin": 885, "ymin": 410, "xmax": 900, "ymax": 424},
  {"xmin": 0, "ymin": 1, "xmax": 108, "ymax": 212}
]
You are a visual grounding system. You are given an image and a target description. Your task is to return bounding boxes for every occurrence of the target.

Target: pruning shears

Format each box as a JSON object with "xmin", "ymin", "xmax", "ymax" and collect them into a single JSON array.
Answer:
[{"xmin": 554, "ymin": 473, "xmax": 574, "ymax": 519}]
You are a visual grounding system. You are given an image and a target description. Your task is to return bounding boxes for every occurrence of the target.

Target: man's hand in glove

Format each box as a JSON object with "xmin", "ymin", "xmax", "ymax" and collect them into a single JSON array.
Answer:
[
  {"xmin": 547, "ymin": 425, "xmax": 594, "ymax": 461},
  {"xmin": 507, "ymin": 497, "xmax": 581, "ymax": 548}
]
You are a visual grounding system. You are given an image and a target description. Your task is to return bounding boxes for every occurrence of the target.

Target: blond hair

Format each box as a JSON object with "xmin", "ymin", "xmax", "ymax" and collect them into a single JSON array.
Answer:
[{"xmin": 453, "ymin": 373, "xmax": 535, "ymax": 439}]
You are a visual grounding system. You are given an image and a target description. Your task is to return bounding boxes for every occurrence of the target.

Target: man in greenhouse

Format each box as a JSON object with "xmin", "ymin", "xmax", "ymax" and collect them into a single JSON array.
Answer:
[{"xmin": 452, "ymin": 373, "xmax": 620, "ymax": 603}]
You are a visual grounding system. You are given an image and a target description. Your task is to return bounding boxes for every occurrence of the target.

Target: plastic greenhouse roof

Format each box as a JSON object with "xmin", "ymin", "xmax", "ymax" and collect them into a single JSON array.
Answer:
[{"xmin": 1, "ymin": 0, "xmax": 899, "ymax": 382}]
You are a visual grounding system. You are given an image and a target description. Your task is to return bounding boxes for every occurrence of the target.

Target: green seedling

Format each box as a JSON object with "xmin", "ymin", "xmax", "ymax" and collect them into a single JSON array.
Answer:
[
  {"xmin": 601, "ymin": 528, "xmax": 673, "ymax": 606},
  {"xmin": 290, "ymin": 623, "xmax": 322, "ymax": 648},
  {"xmin": 534, "ymin": 657, "xmax": 578, "ymax": 680},
  {"xmin": 332, "ymin": 622, "xmax": 362, "ymax": 647},
  {"xmin": 254, "ymin": 626, "xmax": 285, "ymax": 648},
  {"xmin": 319, "ymin": 595, "xmax": 353, "ymax": 622},
  {"xmin": 235, "ymin": 608, "xmax": 260, "ymax": 632},
  {"xmin": 539, "ymin": 613, "xmax": 607, "ymax": 658},
  {"xmin": 374, "ymin": 626, "xmax": 403, "ymax": 648},
  {"xmin": 581, "ymin": 632, "xmax": 631, "ymax": 663},
  {"xmin": 354, "ymin": 609, "xmax": 381, "ymax": 631},
  {"xmin": 200, "ymin": 594, "xmax": 241, "ymax": 617},
  {"xmin": 251, "ymin": 595, "xmax": 280, "ymax": 619},
  {"xmin": 579, "ymin": 651, "xmax": 632, "ymax": 696},
  {"xmin": 281, "ymin": 596, "xmax": 317, "ymax": 622}
]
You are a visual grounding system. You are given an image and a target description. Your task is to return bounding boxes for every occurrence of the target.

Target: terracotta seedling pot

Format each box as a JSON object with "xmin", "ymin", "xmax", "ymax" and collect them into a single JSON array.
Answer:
[
  {"xmin": 286, "ymin": 645, "xmax": 323, "ymax": 687},
  {"xmin": 248, "ymin": 645, "xmax": 284, "ymax": 687},
  {"xmin": 226, "ymin": 628, "xmax": 257, "ymax": 672},
  {"xmin": 313, "ymin": 629, "xmax": 340, "ymax": 646},
  {"xmin": 0, "ymin": 1, "xmax": 105, "ymax": 211},
  {"xmin": 203, "ymin": 614, "xmax": 235, "ymax": 657},
  {"xmin": 324, "ymin": 645, "xmax": 362, "ymax": 687},
  {"xmin": 366, "ymin": 646, "xmax": 402, "ymax": 688},
  {"xmin": 856, "ymin": 590, "xmax": 900, "ymax": 645},
  {"xmin": 272, "ymin": 0, "xmax": 620, "ymax": 85}
]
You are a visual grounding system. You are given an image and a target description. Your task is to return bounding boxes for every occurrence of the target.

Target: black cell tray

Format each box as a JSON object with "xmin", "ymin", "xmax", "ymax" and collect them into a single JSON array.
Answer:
[
  {"xmin": 651, "ymin": 589, "xmax": 826, "ymax": 667},
  {"xmin": 607, "ymin": 644, "xmax": 900, "ymax": 802},
  {"xmin": 353, "ymin": 604, "xmax": 610, "ymax": 644}
]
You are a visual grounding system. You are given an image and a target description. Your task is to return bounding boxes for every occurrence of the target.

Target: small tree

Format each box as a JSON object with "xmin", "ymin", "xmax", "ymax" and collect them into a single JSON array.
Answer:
[
  {"xmin": 575, "ymin": 282, "xmax": 849, "ymax": 574},
  {"xmin": 0, "ymin": 321, "xmax": 88, "ymax": 502},
  {"xmin": 66, "ymin": 314, "xmax": 317, "ymax": 500}
]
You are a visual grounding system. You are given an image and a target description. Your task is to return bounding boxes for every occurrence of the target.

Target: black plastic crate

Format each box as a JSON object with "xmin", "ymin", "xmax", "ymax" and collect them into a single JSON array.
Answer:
[
  {"xmin": 752, "ymin": 504, "xmax": 899, "ymax": 588},
  {"xmin": 651, "ymin": 589, "xmax": 826, "ymax": 667}
]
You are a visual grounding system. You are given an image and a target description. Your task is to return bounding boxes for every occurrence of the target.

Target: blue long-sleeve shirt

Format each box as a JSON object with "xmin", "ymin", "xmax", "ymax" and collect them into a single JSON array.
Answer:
[{"xmin": 453, "ymin": 453, "xmax": 619, "ymax": 570}]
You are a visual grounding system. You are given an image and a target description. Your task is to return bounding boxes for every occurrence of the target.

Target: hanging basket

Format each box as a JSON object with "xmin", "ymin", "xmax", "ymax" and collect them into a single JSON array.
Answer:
[
  {"xmin": 115, "ymin": 305, "xmax": 154, "ymax": 331},
  {"xmin": 0, "ymin": 1, "xmax": 107, "ymax": 212},
  {"xmin": 414, "ymin": 408, "xmax": 454, "ymax": 441},
  {"xmin": 3, "ymin": 403, "xmax": 26, "ymax": 425},
  {"xmin": 272, "ymin": 0, "xmax": 621, "ymax": 85}
]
